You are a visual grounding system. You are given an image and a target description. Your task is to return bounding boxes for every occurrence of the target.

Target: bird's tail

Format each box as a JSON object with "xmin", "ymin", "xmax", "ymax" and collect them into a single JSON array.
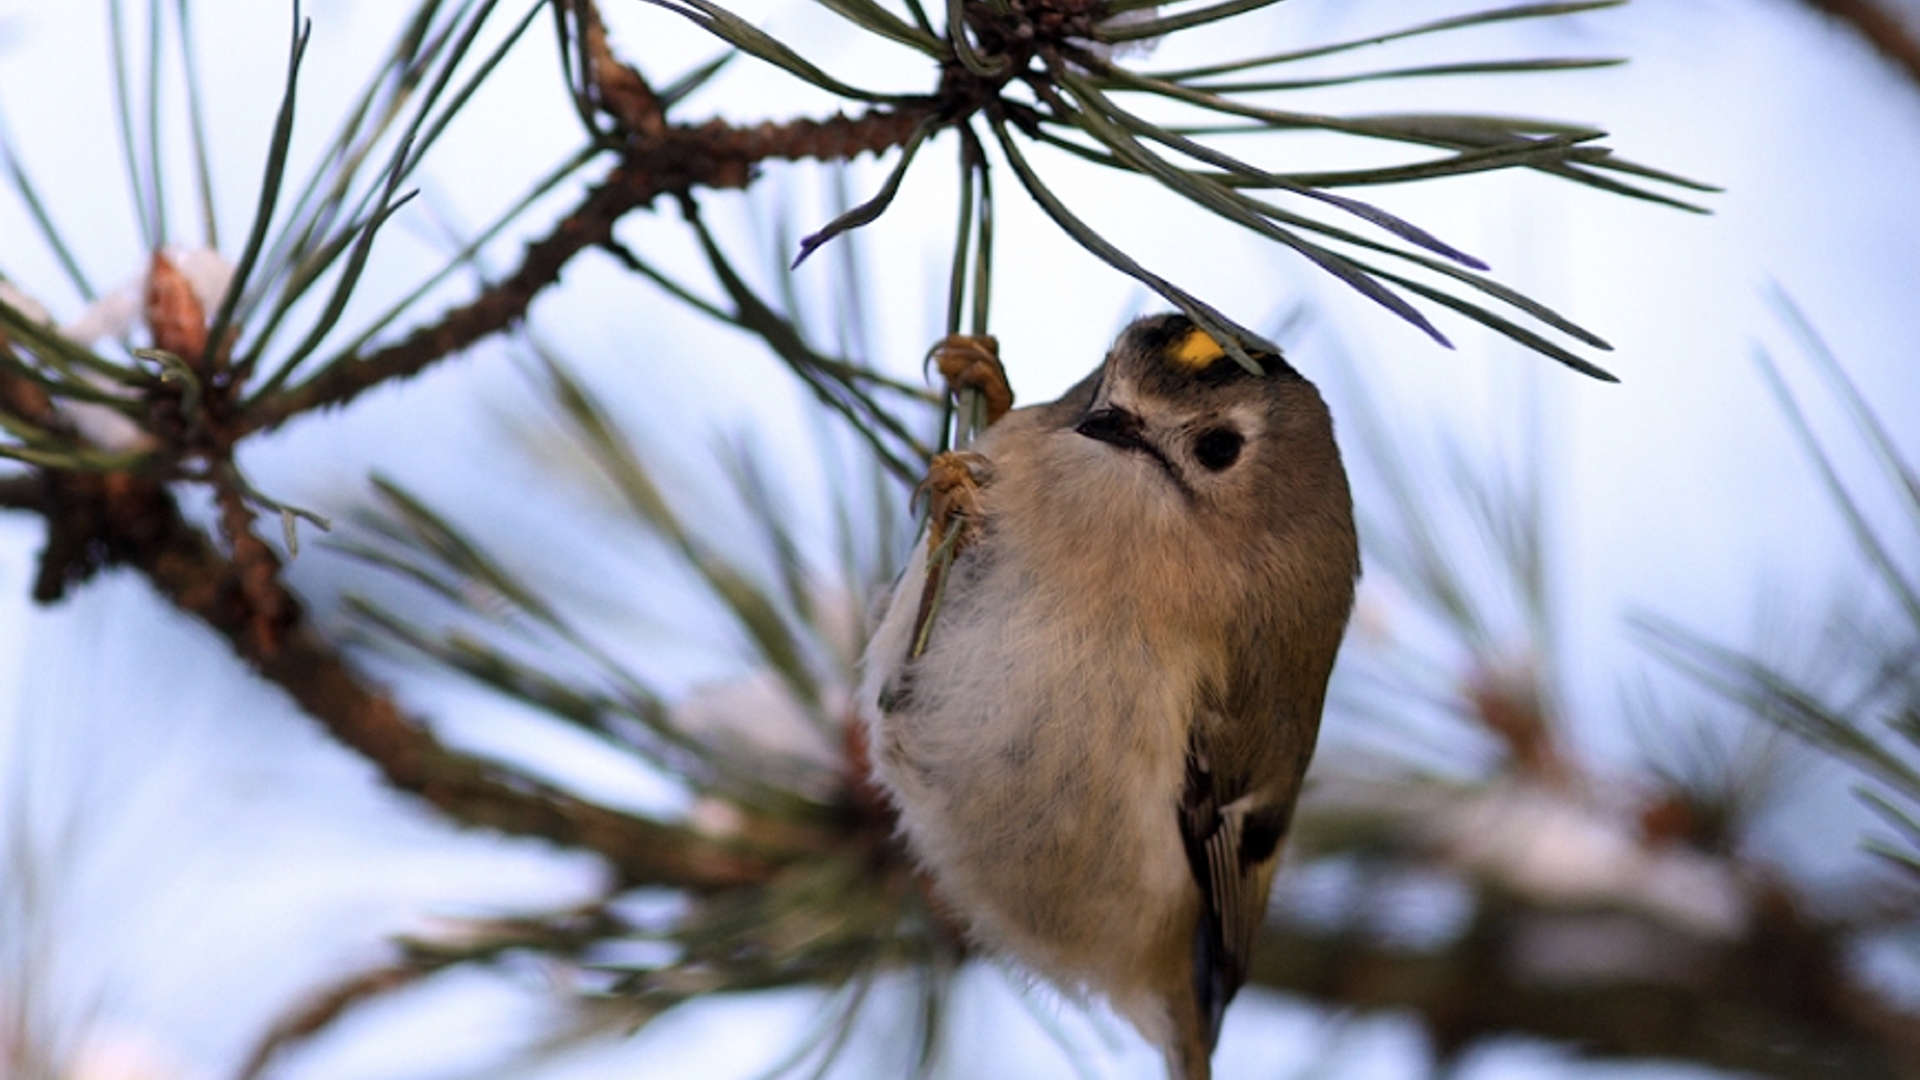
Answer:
[{"xmin": 1161, "ymin": 988, "xmax": 1215, "ymax": 1080}]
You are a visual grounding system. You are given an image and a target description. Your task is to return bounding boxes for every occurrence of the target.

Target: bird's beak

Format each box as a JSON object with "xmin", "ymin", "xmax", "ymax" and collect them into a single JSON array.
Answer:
[{"xmin": 1074, "ymin": 407, "xmax": 1151, "ymax": 453}]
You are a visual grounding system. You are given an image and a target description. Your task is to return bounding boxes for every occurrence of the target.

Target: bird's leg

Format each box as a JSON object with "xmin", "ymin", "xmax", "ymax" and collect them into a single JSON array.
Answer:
[
  {"xmin": 921, "ymin": 332, "xmax": 1008, "ymax": 551},
  {"xmin": 908, "ymin": 449, "xmax": 992, "ymax": 659},
  {"xmin": 905, "ymin": 334, "xmax": 1007, "ymax": 660}
]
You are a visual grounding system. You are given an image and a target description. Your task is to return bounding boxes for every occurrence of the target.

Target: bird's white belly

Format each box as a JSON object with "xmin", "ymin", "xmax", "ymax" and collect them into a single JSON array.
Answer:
[{"xmin": 862, "ymin": 537, "xmax": 1197, "ymax": 994}]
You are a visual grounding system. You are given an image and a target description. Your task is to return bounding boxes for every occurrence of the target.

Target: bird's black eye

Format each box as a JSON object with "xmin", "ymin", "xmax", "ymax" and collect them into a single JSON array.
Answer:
[{"xmin": 1193, "ymin": 427, "xmax": 1243, "ymax": 472}]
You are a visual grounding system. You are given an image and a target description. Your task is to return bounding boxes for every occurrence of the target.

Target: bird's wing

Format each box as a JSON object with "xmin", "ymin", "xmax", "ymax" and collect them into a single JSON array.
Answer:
[{"xmin": 1177, "ymin": 701, "xmax": 1313, "ymax": 1051}]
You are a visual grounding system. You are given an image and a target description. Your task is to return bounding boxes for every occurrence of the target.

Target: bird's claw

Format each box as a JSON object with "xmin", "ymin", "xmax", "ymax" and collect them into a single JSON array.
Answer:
[{"xmin": 929, "ymin": 334, "xmax": 1013, "ymax": 426}]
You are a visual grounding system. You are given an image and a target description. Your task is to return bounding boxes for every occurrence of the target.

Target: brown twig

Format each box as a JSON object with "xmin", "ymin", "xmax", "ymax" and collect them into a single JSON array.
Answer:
[
  {"xmin": 568, "ymin": 0, "xmax": 668, "ymax": 139},
  {"xmin": 236, "ymin": 905, "xmax": 624, "ymax": 1080},
  {"xmin": 236, "ymin": 964, "xmax": 425, "ymax": 1080}
]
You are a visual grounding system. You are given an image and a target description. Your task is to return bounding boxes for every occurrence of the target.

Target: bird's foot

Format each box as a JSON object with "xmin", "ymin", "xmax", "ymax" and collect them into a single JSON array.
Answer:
[{"xmin": 929, "ymin": 334, "xmax": 1012, "ymax": 426}]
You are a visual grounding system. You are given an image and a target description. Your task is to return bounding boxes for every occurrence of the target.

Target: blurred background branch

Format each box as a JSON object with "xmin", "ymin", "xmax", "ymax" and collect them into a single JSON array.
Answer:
[{"xmin": 1796, "ymin": 0, "xmax": 1920, "ymax": 86}]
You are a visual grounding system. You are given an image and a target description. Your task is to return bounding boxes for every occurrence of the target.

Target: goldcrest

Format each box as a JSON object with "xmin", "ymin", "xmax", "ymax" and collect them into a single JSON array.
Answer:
[{"xmin": 861, "ymin": 313, "xmax": 1359, "ymax": 1080}]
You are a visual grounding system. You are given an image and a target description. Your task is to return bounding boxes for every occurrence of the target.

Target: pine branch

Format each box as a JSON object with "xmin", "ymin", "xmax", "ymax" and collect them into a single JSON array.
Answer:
[
  {"xmin": 244, "ymin": 106, "xmax": 931, "ymax": 430},
  {"xmin": 28, "ymin": 467, "xmax": 779, "ymax": 891},
  {"xmin": 1250, "ymin": 886, "xmax": 1920, "ymax": 1080},
  {"xmin": 237, "ymin": 904, "xmax": 625, "ymax": 1080}
]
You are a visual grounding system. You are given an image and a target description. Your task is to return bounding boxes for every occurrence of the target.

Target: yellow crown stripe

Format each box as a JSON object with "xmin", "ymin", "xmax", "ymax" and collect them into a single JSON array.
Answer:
[{"xmin": 1169, "ymin": 327, "xmax": 1226, "ymax": 370}]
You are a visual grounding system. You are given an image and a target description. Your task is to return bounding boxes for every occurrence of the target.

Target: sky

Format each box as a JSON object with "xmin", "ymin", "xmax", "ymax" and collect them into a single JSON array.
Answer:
[{"xmin": 1, "ymin": 0, "xmax": 1918, "ymax": 1077}]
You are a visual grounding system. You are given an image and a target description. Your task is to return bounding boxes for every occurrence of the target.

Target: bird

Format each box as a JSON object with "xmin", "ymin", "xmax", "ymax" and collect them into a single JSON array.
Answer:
[{"xmin": 860, "ymin": 312, "xmax": 1359, "ymax": 1079}]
